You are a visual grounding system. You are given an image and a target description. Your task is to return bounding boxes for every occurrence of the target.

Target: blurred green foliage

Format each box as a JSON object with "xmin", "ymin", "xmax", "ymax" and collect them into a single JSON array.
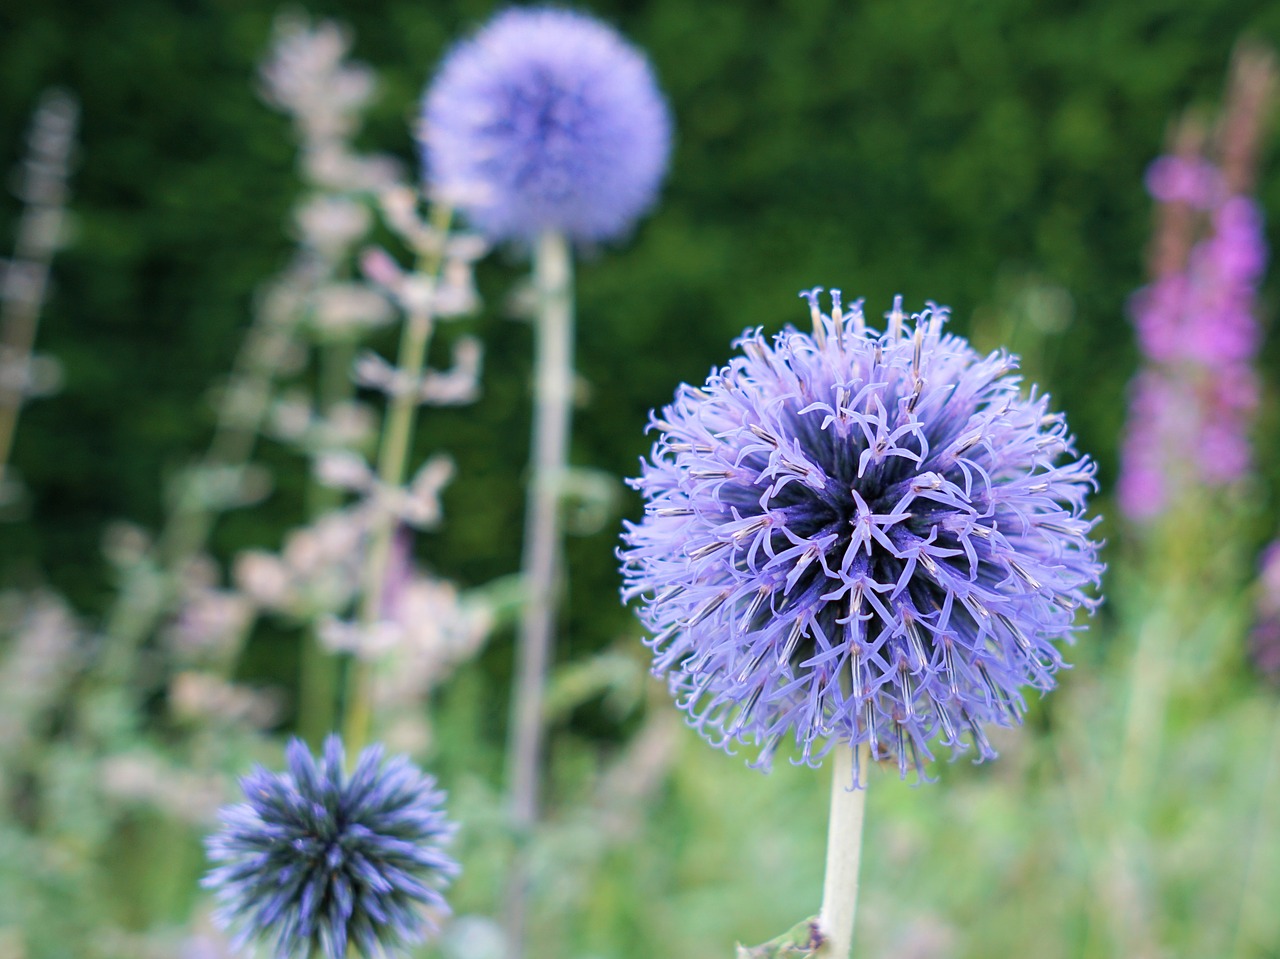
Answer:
[
  {"xmin": 3, "ymin": 2, "xmax": 1280, "ymax": 957},
  {"xmin": 2, "ymin": 0, "xmax": 1277, "ymax": 620}
]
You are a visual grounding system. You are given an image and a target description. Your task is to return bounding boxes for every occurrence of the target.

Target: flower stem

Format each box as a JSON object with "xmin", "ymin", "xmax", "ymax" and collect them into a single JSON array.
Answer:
[
  {"xmin": 504, "ymin": 229, "xmax": 574, "ymax": 958},
  {"xmin": 817, "ymin": 743, "xmax": 870, "ymax": 959},
  {"xmin": 0, "ymin": 92, "xmax": 76, "ymax": 487},
  {"xmin": 299, "ymin": 337, "xmax": 356, "ymax": 746},
  {"xmin": 342, "ymin": 203, "xmax": 453, "ymax": 758},
  {"xmin": 93, "ymin": 276, "xmax": 299, "ymax": 697}
]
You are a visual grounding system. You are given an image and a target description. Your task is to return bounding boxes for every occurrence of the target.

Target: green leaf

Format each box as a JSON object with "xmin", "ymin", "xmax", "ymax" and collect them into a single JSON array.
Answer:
[{"xmin": 735, "ymin": 917, "xmax": 824, "ymax": 958}]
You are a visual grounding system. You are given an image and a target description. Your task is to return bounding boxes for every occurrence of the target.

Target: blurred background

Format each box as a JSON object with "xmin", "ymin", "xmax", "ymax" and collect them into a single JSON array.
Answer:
[{"xmin": 1, "ymin": 1, "xmax": 1279, "ymax": 957}]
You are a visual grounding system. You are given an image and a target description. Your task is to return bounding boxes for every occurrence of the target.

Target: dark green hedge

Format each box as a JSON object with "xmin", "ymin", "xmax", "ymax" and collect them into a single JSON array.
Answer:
[{"xmin": 2, "ymin": 0, "xmax": 1277, "ymax": 677}]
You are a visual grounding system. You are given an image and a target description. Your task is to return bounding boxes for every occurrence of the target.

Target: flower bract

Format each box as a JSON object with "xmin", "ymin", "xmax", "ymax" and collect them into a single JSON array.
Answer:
[
  {"xmin": 620, "ymin": 292, "xmax": 1103, "ymax": 780},
  {"xmin": 203, "ymin": 735, "xmax": 457, "ymax": 958}
]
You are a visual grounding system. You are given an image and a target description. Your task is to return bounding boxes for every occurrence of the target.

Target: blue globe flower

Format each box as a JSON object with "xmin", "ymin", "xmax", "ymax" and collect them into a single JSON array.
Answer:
[
  {"xmin": 422, "ymin": 6, "xmax": 671, "ymax": 244},
  {"xmin": 203, "ymin": 735, "xmax": 458, "ymax": 959},
  {"xmin": 620, "ymin": 292, "xmax": 1103, "ymax": 780}
]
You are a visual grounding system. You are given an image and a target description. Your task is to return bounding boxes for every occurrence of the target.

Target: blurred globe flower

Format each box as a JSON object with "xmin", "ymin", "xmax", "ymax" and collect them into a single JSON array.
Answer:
[
  {"xmin": 203, "ymin": 735, "xmax": 457, "ymax": 959},
  {"xmin": 421, "ymin": 6, "xmax": 671, "ymax": 243},
  {"xmin": 620, "ymin": 292, "xmax": 1103, "ymax": 779}
]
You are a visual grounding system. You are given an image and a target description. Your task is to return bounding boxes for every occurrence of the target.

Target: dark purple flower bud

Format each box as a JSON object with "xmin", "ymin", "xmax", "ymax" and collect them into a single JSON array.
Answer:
[{"xmin": 203, "ymin": 735, "xmax": 458, "ymax": 958}]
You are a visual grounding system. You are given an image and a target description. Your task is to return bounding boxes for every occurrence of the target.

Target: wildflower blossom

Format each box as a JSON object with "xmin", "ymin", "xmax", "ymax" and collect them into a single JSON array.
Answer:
[
  {"xmin": 1118, "ymin": 45, "xmax": 1275, "ymax": 521},
  {"xmin": 421, "ymin": 7, "xmax": 671, "ymax": 243},
  {"xmin": 620, "ymin": 293, "xmax": 1102, "ymax": 779},
  {"xmin": 203, "ymin": 735, "xmax": 457, "ymax": 958}
]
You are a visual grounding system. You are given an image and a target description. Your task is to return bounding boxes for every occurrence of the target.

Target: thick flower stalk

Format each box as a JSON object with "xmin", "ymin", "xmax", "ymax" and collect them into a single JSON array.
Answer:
[
  {"xmin": 422, "ymin": 10, "xmax": 671, "ymax": 957},
  {"xmin": 422, "ymin": 6, "xmax": 671, "ymax": 244},
  {"xmin": 203, "ymin": 735, "xmax": 458, "ymax": 959},
  {"xmin": 621, "ymin": 292, "xmax": 1103, "ymax": 779}
]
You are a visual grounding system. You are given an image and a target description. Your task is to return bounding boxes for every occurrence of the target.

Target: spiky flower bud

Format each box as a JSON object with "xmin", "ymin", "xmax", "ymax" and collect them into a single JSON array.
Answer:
[{"xmin": 203, "ymin": 735, "xmax": 457, "ymax": 958}]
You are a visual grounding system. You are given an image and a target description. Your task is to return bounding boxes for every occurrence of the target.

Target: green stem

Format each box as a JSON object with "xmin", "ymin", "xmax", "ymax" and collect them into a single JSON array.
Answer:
[
  {"xmin": 1229, "ymin": 698, "xmax": 1280, "ymax": 957},
  {"xmin": 503, "ymin": 230, "xmax": 575, "ymax": 959},
  {"xmin": 817, "ymin": 743, "xmax": 870, "ymax": 959},
  {"xmin": 299, "ymin": 337, "xmax": 357, "ymax": 746},
  {"xmin": 93, "ymin": 286, "xmax": 299, "ymax": 696},
  {"xmin": 342, "ymin": 204, "xmax": 453, "ymax": 758}
]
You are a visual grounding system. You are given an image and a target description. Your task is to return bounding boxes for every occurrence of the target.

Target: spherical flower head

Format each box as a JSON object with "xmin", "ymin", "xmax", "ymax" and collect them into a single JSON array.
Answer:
[
  {"xmin": 203, "ymin": 735, "xmax": 458, "ymax": 958},
  {"xmin": 620, "ymin": 292, "xmax": 1103, "ymax": 781},
  {"xmin": 422, "ymin": 6, "xmax": 671, "ymax": 244}
]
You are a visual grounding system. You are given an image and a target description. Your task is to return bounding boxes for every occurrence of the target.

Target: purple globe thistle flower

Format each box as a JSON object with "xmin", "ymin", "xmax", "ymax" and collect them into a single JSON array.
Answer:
[
  {"xmin": 203, "ymin": 735, "xmax": 458, "ymax": 959},
  {"xmin": 421, "ymin": 6, "xmax": 671, "ymax": 244},
  {"xmin": 620, "ymin": 292, "xmax": 1103, "ymax": 780}
]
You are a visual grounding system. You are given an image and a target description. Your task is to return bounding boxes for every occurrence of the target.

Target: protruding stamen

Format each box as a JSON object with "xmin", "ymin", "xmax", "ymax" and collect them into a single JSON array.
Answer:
[
  {"xmin": 738, "ymin": 643, "xmax": 771, "ymax": 682},
  {"xmin": 686, "ymin": 590, "xmax": 730, "ymax": 627},
  {"xmin": 962, "ymin": 594, "xmax": 992, "ymax": 629},
  {"xmin": 906, "ymin": 378, "xmax": 924, "ymax": 415},
  {"xmin": 935, "ymin": 698, "xmax": 958, "ymax": 744},
  {"xmin": 864, "ymin": 700, "xmax": 878, "ymax": 757},
  {"xmin": 667, "ymin": 442, "xmax": 715, "ymax": 454},
  {"xmin": 748, "ymin": 423, "xmax": 779, "ymax": 446},
  {"xmin": 1008, "ymin": 557, "xmax": 1042, "ymax": 591},
  {"xmin": 778, "ymin": 615, "xmax": 807, "ymax": 667},
  {"xmin": 730, "ymin": 683, "xmax": 765, "ymax": 734},
  {"xmin": 688, "ymin": 540, "xmax": 728, "ymax": 560},
  {"xmin": 886, "ymin": 294, "xmax": 906, "ymax": 340},
  {"xmin": 951, "ymin": 428, "xmax": 983, "ymax": 457},
  {"xmin": 996, "ymin": 612, "xmax": 1031, "ymax": 652},
  {"xmin": 849, "ymin": 645, "xmax": 866, "ymax": 699},
  {"xmin": 894, "ymin": 721, "xmax": 908, "ymax": 777},
  {"xmin": 965, "ymin": 710, "xmax": 993, "ymax": 758},
  {"xmin": 943, "ymin": 638, "xmax": 962, "ymax": 699},
  {"xmin": 743, "ymin": 585, "xmax": 772, "ymax": 625},
  {"xmin": 730, "ymin": 516, "xmax": 770, "ymax": 543},
  {"xmin": 899, "ymin": 663, "xmax": 916, "ymax": 721},
  {"xmin": 801, "ymin": 287, "xmax": 827, "ymax": 348},
  {"xmin": 976, "ymin": 661, "xmax": 1020, "ymax": 722},
  {"xmin": 651, "ymin": 506, "xmax": 694, "ymax": 517},
  {"xmin": 654, "ymin": 585, "xmax": 684, "ymax": 606},
  {"xmin": 902, "ymin": 610, "xmax": 929, "ymax": 671}
]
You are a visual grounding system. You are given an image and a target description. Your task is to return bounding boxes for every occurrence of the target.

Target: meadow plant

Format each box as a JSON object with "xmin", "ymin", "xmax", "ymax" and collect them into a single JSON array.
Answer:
[
  {"xmin": 188, "ymin": 19, "xmax": 498, "ymax": 957},
  {"xmin": 1056, "ymin": 44, "xmax": 1279, "ymax": 959},
  {"xmin": 622, "ymin": 292, "xmax": 1103, "ymax": 956},
  {"xmin": 422, "ymin": 8, "xmax": 671, "ymax": 955},
  {"xmin": 1118, "ymin": 45, "xmax": 1274, "ymax": 523},
  {"xmin": 0, "ymin": 17, "xmax": 491, "ymax": 956},
  {"xmin": 0, "ymin": 88, "xmax": 77, "ymax": 513}
]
